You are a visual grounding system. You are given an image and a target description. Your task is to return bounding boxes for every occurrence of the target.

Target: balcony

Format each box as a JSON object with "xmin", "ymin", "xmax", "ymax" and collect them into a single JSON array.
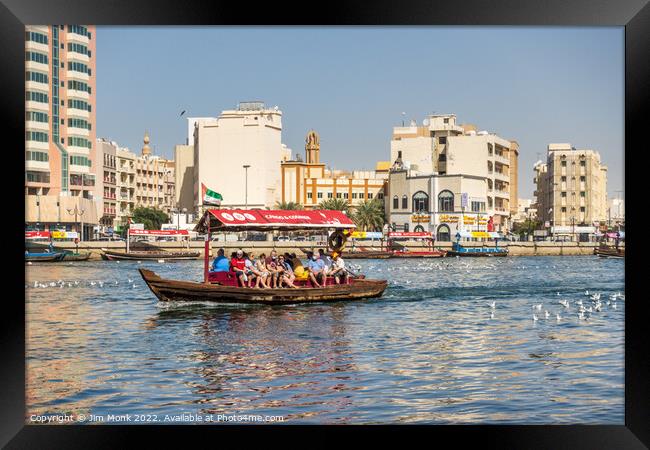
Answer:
[
  {"xmin": 493, "ymin": 171, "xmax": 509, "ymax": 182},
  {"xmin": 83, "ymin": 174, "xmax": 95, "ymax": 186},
  {"xmin": 494, "ymin": 154, "xmax": 510, "ymax": 165}
]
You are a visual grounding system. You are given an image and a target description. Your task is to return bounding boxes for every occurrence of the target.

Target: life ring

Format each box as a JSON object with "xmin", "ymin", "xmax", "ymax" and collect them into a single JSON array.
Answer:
[{"xmin": 328, "ymin": 230, "xmax": 347, "ymax": 253}]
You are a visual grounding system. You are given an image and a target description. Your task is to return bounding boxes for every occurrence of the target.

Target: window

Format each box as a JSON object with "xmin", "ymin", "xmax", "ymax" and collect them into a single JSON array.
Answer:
[
  {"xmin": 580, "ymin": 160, "xmax": 586, "ymax": 167},
  {"xmin": 25, "ymin": 91, "xmax": 48, "ymax": 103},
  {"xmin": 67, "ymin": 42, "xmax": 89, "ymax": 55},
  {"xmin": 68, "ymin": 25, "xmax": 89, "ymax": 37},
  {"xmin": 26, "ymin": 171, "xmax": 50, "ymax": 183},
  {"xmin": 561, "ymin": 176, "xmax": 566, "ymax": 182},
  {"xmin": 68, "ymin": 118, "xmax": 91, "ymax": 130},
  {"xmin": 488, "ymin": 143, "xmax": 493, "ymax": 155},
  {"xmin": 561, "ymin": 192, "xmax": 567, "ymax": 197},
  {"xmin": 438, "ymin": 190, "xmax": 454, "ymax": 212},
  {"xmin": 580, "ymin": 176, "xmax": 586, "ymax": 182},
  {"xmin": 25, "ymin": 31, "xmax": 48, "ymax": 45},
  {"xmin": 25, "ymin": 131, "xmax": 48, "ymax": 142},
  {"xmin": 561, "ymin": 207, "xmax": 567, "ymax": 212},
  {"xmin": 336, "ymin": 192, "xmax": 342, "ymax": 198},
  {"xmin": 368, "ymin": 193, "xmax": 374, "ymax": 199},
  {"xmin": 68, "ymin": 80, "xmax": 90, "ymax": 92},
  {"xmin": 438, "ymin": 153, "xmax": 447, "ymax": 162},
  {"xmin": 393, "ymin": 195, "xmax": 399, "ymax": 209},
  {"xmin": 327, "ymin": 192, "xmax": 333, "ymax": 199},
  {"xmin": 352, "ymin": 192, "xmax": 358, "ymax": 199},
  {"xmin": 412, "ymin": 191, "xmax": 429, "ymax": 213},
  {"xmin": 26, "ymin": 71, "xmax": 48, "ymax": 84},
  {"xmin": 377, "ymin": 192, "xmax": 383, "ymax": 200},
  {"xmin": 25, "ymin": 51, "xmax": 48, "ymax": 64},
  {"xmin": 26, "ymin": 151, "xmax": 49, "ymax": 162},
  {"xmin": 68, "ymin": 61, "xmax": 89, "ymax": 74},
  {"xmin": 580, "ymin": 192, "xmax": 586, "ymax": 197},
  {"xmin": 343, "ymin": 192, "xmax": 349, "ymax": 199},
  {"xmin": 307, "ymin": 192, "xmax": 312, "ymax": 199},
  {"xmin": 403, "ymin": 223, "xmax": 409, "ymax": 232},
  {"xmin": 436, "ymin": 224, "xmax": 451, "ymax": 241},
  {"xmin": 414, "ymin": 225, "xmax": 425, "ymax": 232},
  {"xmin": 580, "ymin": 207, "xmax": 586, "ymax": 212},
  {"xmin": 68, "ymin": 136, "xmax": 91, "ymax": 149},
  {"xmin": 471, "ymin": 201, "xmax": 486, "ymax": 212},
  {"xmin": 439, "ymin": 136, "xmax": 447, "ymax": 145},
  {"xmin": 26, "ymin": 111, "xmax": 48, "ymax": 123},
  {"xmin": 68, "ymin": 99, "xmax": 91, "ymax": 111},
  {"xmin": 317, "ymin": 192, "xmax": 323, "ymax": 199},
  {"xmin": 443, "ymin": 118, "xmax": 449, "ymax": 124}
]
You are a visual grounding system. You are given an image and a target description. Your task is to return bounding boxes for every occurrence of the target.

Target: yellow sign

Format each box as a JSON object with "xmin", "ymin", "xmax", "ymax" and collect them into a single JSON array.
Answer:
[
  {"xmin": 439, "ymin": 215, "xmax": 459, "ymax": 223},
  {"xmin": 351, "ymin": 231, "xmax": 366, "ymax": 239},
  {"xmin": 471, "ymin": 231, "xmax": 490, "ymax": 238},
  {"xmin": 51, "ymin": 231, "xmax": 66, "ymax": 239},
  {"xmin": 411, "ymin": 214, "xmax": 431, "ymax": 223}
]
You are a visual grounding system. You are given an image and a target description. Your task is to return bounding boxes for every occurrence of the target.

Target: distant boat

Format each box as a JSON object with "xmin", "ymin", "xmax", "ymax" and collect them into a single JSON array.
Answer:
[
  {"xmin": 25, "ymin": 250, "xmax": 66, "ymax": 262},
  {"xmin": 101, "ymin": 249, "xmax": 199, "ymax": 261},
  {"xmin": 594, "ymin": 247, "xmax": 624, "ymax": 258},
  {"xmin": 62, "ymin": 251, "xmax": 91, "ymax": 261},
  {"xmin": 446, "ymin": 241, "xmax": 508, "ymax": 257}
]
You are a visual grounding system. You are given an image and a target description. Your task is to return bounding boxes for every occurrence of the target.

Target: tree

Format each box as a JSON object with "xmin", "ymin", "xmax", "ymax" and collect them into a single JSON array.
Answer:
[
  {"xmin": 512, "ymin": 217, "xmax": 541, "ymax": 239},
  {"xmin": 316, "ymin": 198, "xmax": 350, "ymax": 215},
  {"xmin": 128, "ymin": 207, "xmax": 170, "ymax": 231},
  {"xmin": 352, "ymin": 199, "xmax": 386, "ymax": 231},
  {"xmin": 275, "ymin": 201, "xmax": 304, "ymax": 210}
]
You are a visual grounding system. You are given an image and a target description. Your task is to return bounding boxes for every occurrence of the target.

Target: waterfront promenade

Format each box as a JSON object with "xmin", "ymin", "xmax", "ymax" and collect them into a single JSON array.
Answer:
[{"xmin": 47, "ymin": 240, "xmax": 621, "ymax": 260}]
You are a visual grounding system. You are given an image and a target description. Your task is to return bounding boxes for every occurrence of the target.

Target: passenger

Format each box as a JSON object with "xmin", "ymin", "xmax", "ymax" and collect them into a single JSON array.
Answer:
[
  {"xmin": 255, "ymin": 253, "xmax": 271, "ymax": 288},
  {"xmin": 283, "ymin": 252, "xmax": 295, "ymax": 270},
  {"xmin": 244, "ymin": 252, "xmax": 261, "ymax": 288},
  {"xmin": 211, "ymin": 248, "xmax": 230, "ymax": 272},
  {"xmin": 277, "ymin": 255, "xmax": 298, "ymax": 288},
  {"xmin": 292, "ymin": 253, "xmax": 308, "ymax": 282},
  {"xmin": 307, "ymin": 251, "xmax": 326, "ymax": 288},
  {"xmin": 318, "ymin": 248, "xmax": 333, "ymax": 275},
  {"xmin": 230, "ymin": 249, "xmax": 247, "ymax": 287},
  {"xmin": 266, "ymin": 250, "xmax": 282, "ymax": 288},
  {"xmin": 330, "ymin": 252, "xmax": 347, "ymax": 284}
]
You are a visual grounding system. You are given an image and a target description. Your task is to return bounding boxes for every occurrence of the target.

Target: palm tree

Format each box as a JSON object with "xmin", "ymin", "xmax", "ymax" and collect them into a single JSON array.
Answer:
[
  {"xmin": 352, "ymin": 199, "xmax": 386, "ymax": 231},
  {"xmin": 275, "ymin": 201, "xmax": 304, "ymax": 210},
  {"xmin": 316, "ymin": 198, "xmax": 350, "ymax": 215}
]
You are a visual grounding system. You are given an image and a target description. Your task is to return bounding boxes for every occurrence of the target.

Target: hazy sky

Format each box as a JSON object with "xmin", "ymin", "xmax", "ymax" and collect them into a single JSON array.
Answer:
[{"xmin": 96, "ymin": 27, "xmax": 624, "ymax": 200}]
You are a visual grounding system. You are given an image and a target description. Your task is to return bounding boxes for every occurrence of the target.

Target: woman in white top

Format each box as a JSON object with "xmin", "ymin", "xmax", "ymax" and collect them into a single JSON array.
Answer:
[{"xmin": 255, "ymin": 253, "xmax": 271, "ymax": 288}]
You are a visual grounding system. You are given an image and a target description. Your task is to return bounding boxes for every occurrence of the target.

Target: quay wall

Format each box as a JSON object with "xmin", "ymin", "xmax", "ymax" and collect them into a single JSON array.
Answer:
[{"xmin": 49, "ymin": 241, "xmax": 622, "ymax": 260}]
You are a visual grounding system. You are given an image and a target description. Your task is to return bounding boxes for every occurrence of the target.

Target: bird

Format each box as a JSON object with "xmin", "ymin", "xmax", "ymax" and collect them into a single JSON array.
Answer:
[
  {"xmin": 557, "ymin": 292, "xmax": 560, "ymax": 296},
  {"xmin": 577, "ymin": 299, "xmax": 583, "ymax": 306},
  {"xmin": 533, "ymin": 304, "xmax": 542, "ymax": 311},
  {"xmin": 545, "ymin": 310, "xmax": 550, "ymax": 319},
  {"xmin": 489, "ymin": 301, "xmax": 496, "ymax": 309},
  {"xmin": 559, "ymin": 300, "xmax": 569, "ymax": 308},
  {"xmin": 578, "ymin": 312, "xmax": 585, "ymax": 320},
  {"xmin": 556, "ymin": 313, "xmax": 562, "ymax": 322},
  {"xmin": 533, "ymin": 314, "xmax": 539, "ymax": 322},
  {"xmin": 180, "ymin": 110, "xmax": 186, "ymax": 117},
  {"xmin": 127, "ymin": 279, "xmax": 133, "ymax": 284},
  {"xmin": 490, "ymin": 312, "xmax": 495, "ymax": 320},
  {"xmin": 584, "ymin": 290, "xmax": 590, "ymax": 296},
  {"xmin": 612, "ymin": 303, "xmax": 617, "ymax": 310}
]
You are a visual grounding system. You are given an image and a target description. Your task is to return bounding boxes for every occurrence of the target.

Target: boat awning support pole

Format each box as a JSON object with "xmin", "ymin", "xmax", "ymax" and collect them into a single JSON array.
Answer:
[
  {"xmin": 127, "ymin": 227, "xmax": 130, "ymax": 253},
  {"xmin": 203, "ymin": 219, "xmax": 210, "ymax": 283}
]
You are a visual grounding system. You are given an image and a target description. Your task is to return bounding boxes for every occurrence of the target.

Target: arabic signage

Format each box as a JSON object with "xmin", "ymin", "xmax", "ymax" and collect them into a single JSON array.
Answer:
[
  {"xmin": 129, "ymin": 229, "xmax": 189, "ymax": 236},
  {"xmin": 204, "ymin": 209, "xmax": 355, "ymax": 229},
  {"xmin": 439, "ymin": 214, "xmax": 459, "ymax": 223},
  {"xmin": 51, "ymin": 231, "xmax": 79, "ymax": 239},
  {"xmin": 388, "ymin": 232, "xmax": 434, "ymax": 238},
  {"xmin": 25, "ymin": 231, "xmax": 50, "ymax": 239},
  {"xmin": 411, "ymin": 214, "xmax": 431, "ymax": 223}
]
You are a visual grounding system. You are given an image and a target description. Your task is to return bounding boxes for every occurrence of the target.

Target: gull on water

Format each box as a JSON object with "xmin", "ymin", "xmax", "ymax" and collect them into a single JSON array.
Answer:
[
  {"xmin": 544, "ymin": 310, "xmax": 550, "ymax": 319},
  {"xmin": 584, "ymin": 290, "xmax": 590, "ymax": 296},
  {"xmin": 556, "ymin": 313, "xmax": 562, "ymax": 322},
  {"xmin": 533, "ymin": 304, "xmax": 542, "ymax": 311},
  {"xmin": 533, "ymin": 314, "xmax": 539, "ymax": 322},
  {"xmin": 489, "ymin": 301, "xmax": 496, "ymax": 309},
  {"xmin": 578, "ymin": 311, "xmax": 585, "ymax": 320}
]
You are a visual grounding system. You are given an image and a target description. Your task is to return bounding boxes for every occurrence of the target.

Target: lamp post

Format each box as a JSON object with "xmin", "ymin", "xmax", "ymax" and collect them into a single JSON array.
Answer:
[
  {"xmin": 243, "ymin": 165, "xmax": 250, "ymax": 209},
  {"xmin": 571, "ymin": 216, "xmax": 575, "ymax": 242},
  {"xmin": 66, "ymin": 205, "xmax": 85, "ymax": 251}
]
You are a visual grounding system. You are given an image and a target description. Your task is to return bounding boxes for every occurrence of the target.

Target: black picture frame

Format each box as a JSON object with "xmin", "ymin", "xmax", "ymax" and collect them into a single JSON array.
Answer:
[{"xmin": 2, "ymin": 0, "xmax": 647, "ymax": 447}]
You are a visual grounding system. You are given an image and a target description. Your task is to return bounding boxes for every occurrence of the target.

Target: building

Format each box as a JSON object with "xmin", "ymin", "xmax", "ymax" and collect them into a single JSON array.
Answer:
[
  {"xmin": 115, "ymin": 146, "xmax": 136, "ymax": 231},
  {"xmin": 95, "ymin": 138, "xmax": 117, "ymax": 234},
  {"xmin": 174, "ymin": 143, "xmax": 194, "ymax": 212},
  {"xmin": 608, "ymin": 196, "xmax": 625, "ymax": 229},
  {"xmin": 511, "ymin": 198, "xmax": 537, "ymax": 223},
  {"xmin": 533, "ymin": 143, "xmax": 608, "ymax": 232},
  {"xmin": 280, "ymin": 130, "xmax": 387, "ymax": 208},
  {"xmin": 192, "ymin": 101, "xmax": 287, "ymax": 210},
  {"xmin": 134, "ymin": 132, "xmax": 175, "ymax": 216},
  {"xmin": 385, "ymin": 164, "xmax": 491, "ymax": 241},
  {"xmin": 25, "ymin": 25, "xmax": 99, "ymax": 239},
  {"xmin": 389, "ymin": 114, "xmax": 518, "ymax": 231}
]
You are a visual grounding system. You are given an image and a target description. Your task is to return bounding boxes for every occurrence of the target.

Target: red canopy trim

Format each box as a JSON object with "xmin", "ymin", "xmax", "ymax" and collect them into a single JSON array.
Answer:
[
  {"xmin": 388, "ymin": 232, "xmax": 434, "ymax": 239},
  {"xmin": 195, "ymin": 209, "xmax": 356, "ymax": 233},
  {"xmin": 129, "ymin": 229, "xmax": 189, "ymax": 236},
  {"xmin": 25, "ymin": 231, "xmax": 51, "ymax": 239}
]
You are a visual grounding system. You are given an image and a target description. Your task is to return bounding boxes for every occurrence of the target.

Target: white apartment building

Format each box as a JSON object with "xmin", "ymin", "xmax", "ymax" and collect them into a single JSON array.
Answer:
[
  {"xmin": 192, "ymin": 101, "xmax": 287, "ymax": 210},
  {"xmin": 389, "ymin": 114, "xmax": 519, "ymax": 231}
]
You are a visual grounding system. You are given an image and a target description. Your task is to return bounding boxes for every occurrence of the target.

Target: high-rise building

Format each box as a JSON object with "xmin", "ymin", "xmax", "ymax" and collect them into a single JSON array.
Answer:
[
  {"xmin": 533, "ymin": 143, "xmax": 608, "ymax": 230},
  {"xmin": 388, "ymin": 114, "xmax": 519, "ymax": 231},
  {"xmin": 25, "ymin": 25, "xmax": 99, "ymax": 239},
  {"xmin": 280, "ymin": 130, "xmax": 387, "ymax": 208},
  {"xmin": 95, "ymin": 138, "xmax": 117, "ymax": 233}
]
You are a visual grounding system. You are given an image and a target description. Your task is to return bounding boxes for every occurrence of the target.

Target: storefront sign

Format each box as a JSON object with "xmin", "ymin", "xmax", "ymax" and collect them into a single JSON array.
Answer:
[
  {"xmin": 351, "ymin": 231, "xmax": 383, "ymax": 239},
  {"xmin": 130, "ymin": 223, "xmax": 145, "ymax": 230},
  {"xmin": 52, "ymin": 231, "xmax": 79, "ymax": 239},
  {"xmin": 411, "ymin": 214, "xmax": 431, "ymax": 223},
  {"xmin": 439, "ymin": 215, "xmax": 459, "ymax": 223}
]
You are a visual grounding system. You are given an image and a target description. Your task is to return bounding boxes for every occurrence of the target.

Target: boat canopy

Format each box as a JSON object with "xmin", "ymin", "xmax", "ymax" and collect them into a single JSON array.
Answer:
[
  {"xmin": 387, "ymin": 232, "xmax": 434, "ymax": 239},
  {"xmin": 195, "ymin": 209, "xmax": 356, "ymax": 233},
  {"xmin": 129, "ymin": 229, "xmax": 189, "ymax": 236}
]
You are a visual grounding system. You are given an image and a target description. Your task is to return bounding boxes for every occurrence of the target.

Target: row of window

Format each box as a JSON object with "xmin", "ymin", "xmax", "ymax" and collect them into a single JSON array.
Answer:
[
  {"xmin": 68, "ymin": 61, "xmax": 89, "ymax": 74},
  {"xmin": 559, "ymin": 176, "xmax": 587, "ymax": 182},
  {"xmin": 26, "ymin": 91, "xmax": 48, "ymax": 103},
  {"xmin": 69, "ymin": 155, "xmax": 91, "ymax": 166},
  {"xmin": 68, "ymin": 25, "xmax": 90, "ymax": 38},
  {"xmin": 68, "ymin": 42, "xmax": 89, "ymax": 55},
  {"xmin": 26, "ymin": 171, "xmax": 50, "ymax": 183},
  {"xmin": 560, "ymin": 191, "xmax": 587, "ymax": 197},
  {"xmin": 68, "ymin": 99, "xmax": 92, "ymax": 112},
  {"xmin": 26, "ymin": 71, "xmax": 48, "ymax": 84},
  {"xmin": 68, "ymin": 80, "xmax": 91, "ymax": 93},
  {"xmin": 26, "ymin": 131, "xmax": 48, "ymax": 142},
  {"xmin": 68, "ymin": 137, "xmax": 92, "ymax": 149},
  {"xmin": 25, "ymin": 51, "xmax": 48, "ymax": 64},
  {"xmin": 68, "ymin": 118, "xmax": 91, "ymax": 130},
  {"xmin": 26, "ymin": 111, "xmax": 48, "ymax": 123},
  {"xmin": 26, "ymin": 151, "xmax": 49, "ymax": 162},
  {"xmin": 560, "ymin": 160, "xmax": 588, "ymax": 167},
  {"xmin": 26, "ymin": 31, "xmax": 48, "ymax": 45},
  {"xmin": 305, "ymin": 191, "xmax": 381, "ymax": 200},
  {"xmin": 560, "ymin": 207, "xmax": 586, "ymax": 213}
]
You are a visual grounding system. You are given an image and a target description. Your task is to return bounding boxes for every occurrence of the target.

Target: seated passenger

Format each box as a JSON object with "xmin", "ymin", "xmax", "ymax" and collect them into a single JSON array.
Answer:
[
  {"xmin": 255, "ymin": 253, "xmax": 271, "ymax": 288},
  {"xmin": 318, "ymin": 248, "xmax": 333, "ymax": 275},
  {"xmin": 244, "ymin": 252, "xmax": 261, "ymax": 288},
  {"xmin": 265, "ymin": 250, "xmax": 282, "ymax": 288},
  {"xmin": 230, "ymin": 249, "xmax": 247, "ymax": 287},
  {"xmin": 306, "ymin": 252, "xmax": 326, "ymax": 288},
  {"xmin": 211, "ymin": 248, "xmax": 230, "ymax": 272},
  {"xmin": 277, "ymin": 255, "xmax": 298, "ymax": 288},
  {"xmin": 330, "ymin": 252, "xmax": 347, "ymax": 284},
  {"xmin": 292, "ymin": 254, "xmax": 308, "ymax": 281}
]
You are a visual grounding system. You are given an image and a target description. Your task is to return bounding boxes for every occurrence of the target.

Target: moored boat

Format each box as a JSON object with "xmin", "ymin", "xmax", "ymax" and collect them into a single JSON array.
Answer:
[
  {"xmin": 138, "ymin": 209, "xmax": 388, "ymax": 304},
  {"xmin": 594, "ymin": 247, "xmax": 624, "ymax": 258},
  {"xmin": 25, "ymin": 251, "xmax": 66, "ymax": 262},
  {"xmin": 101, "ymin": 249, "xmax": 199, "ymax": 261},
  {"xmin": 386, "ymin": 232, "xmax": 447, "ymax": 258},
  {"xmin": 446, "ymin": 241, "xmax": 508, "ymax": 257}
]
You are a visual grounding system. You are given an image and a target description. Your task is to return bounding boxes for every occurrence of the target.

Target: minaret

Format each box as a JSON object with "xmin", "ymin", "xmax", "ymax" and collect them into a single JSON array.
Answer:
[
  {"xmin": 305, "ymin": 130, "xmax": 320, "ymax": 164},
  {"xmin": 142, "ymin": 131, "xmax": 152, "ymax": 156}
]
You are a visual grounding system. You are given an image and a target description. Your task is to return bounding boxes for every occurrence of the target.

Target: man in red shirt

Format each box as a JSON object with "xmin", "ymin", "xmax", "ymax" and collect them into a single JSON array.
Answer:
[{"xmin": 230, "ymin": 249, "xmax": 247, "ymax": 287}]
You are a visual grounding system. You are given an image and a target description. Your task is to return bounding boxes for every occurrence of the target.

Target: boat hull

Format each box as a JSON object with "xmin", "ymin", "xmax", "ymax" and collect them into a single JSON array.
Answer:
[
  {"xmin": 594, "ymin": 248, "xmax": 624, "ymax": 258},
  {"xmin": 25, "ymin": 252, "xmax": 66, "ymax": 262},
  {"xmin": 62, "ymin": 252, "xmax": 91, "ymax": 261},
  {"xmin": 344, "ymin": 252, "xmax": 392, "ymax": 259},
  {"xmin": 102, "ymin": 250, "xmax": 200, "ymax": 261},
  {"xmin": 390, "ymin": 251, "xmax": 447, "ymax": 258},
  {"xmin": 446, "ymin": 250, "xmax": 508, "ymax": 257},
  {"xmin": 138, "ymin": 268, "xmax": 388, "ymax": 304}
]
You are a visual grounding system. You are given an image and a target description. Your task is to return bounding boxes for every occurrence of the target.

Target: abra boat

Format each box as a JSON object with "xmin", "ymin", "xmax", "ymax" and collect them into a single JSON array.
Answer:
[
  {"xmin": 386, "ymin": 232, "xmax": 447, "ymax": 258},
  {"xmin": 446, "ymin": 241, "xmax": 508, "ymax": 257},
  {"xmin": 138, "ymin": 209, "xmax": 388, "ymax": 304},
  {"xmin": 594, "ymin": 247, "xmax": 624, "ymax": 258},
  {"xmin": 101, "ymin": 229, "xmax": 199, "ymax": 261},
  {"xmin": 25, "ymin": 250, "xmax": 66, "ymax": 262}
]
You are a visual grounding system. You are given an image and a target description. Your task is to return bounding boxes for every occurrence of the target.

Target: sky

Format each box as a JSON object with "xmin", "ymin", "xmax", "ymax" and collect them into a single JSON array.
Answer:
[{"xmin": 96, "ymin": 27, "xmax": 624, "ymax": 200}]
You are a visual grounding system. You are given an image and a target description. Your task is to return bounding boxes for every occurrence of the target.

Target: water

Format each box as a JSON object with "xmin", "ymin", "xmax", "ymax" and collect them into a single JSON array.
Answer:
[{"xmin": 25, "ymin": 256, "xmax": 624, "ymax": 424}]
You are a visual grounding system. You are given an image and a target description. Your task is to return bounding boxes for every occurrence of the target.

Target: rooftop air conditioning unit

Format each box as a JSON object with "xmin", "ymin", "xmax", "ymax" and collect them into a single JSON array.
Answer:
[{"xmin": 477, "ymin": 130, "xmax": 489, "ymax": 136}]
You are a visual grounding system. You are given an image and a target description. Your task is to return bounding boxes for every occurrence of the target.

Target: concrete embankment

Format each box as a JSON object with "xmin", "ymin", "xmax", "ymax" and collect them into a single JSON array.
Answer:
[{"xmin": 50, "ymin": 240, "xmax": 621, "ymax": 260}]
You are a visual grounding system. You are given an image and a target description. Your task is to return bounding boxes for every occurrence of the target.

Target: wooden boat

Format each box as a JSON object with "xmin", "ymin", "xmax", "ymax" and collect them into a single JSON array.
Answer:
[
  {"xmin": 344, "ymin": 251, "xmax": 392, "ymax": 259},
  {"xmin": 62, "ymin": 251, "xmax": 91, "ymax": 261},
  {"xmin": 385, "ymin": 232, "xmax": 447, "ymax": 258},
  {"xmin": 139, "ymin": 268, "xmax": 387, "ymax": 304},
  {"xmin": 594, "ymin": 247, "xmax": 625, "ymax": 258},
  {"xmin": 138, "ymin": 209, "xmax": 388, "ymax": 304},
  {"xmin": 101, "ymin": 249, "xmax": 199, "ymax": 261},
  {"xmin": 446, "ymin": 242, "xmax": 508, "ymax": 257},
  {"xmin": 25, "ymin": 251, "xmax": 66, "ymax": 262},
  {"xmin": 390, "ymin": 250, "xmax": 447, "ymax": 258}
]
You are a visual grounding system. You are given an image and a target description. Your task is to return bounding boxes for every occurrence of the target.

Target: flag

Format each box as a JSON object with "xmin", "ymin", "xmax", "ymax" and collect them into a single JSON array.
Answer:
[{"xmin": 202, "ymin": 183, "xmax": 223, "ymax": 206}]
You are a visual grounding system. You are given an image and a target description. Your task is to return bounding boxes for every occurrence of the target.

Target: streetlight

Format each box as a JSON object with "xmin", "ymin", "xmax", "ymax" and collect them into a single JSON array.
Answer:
[
  {"xmin": 243, "ymin": 165, "xmax": 250, "ymax": 209},
  {"xmin": 66, "ymin": 205, "xmax": 85, "ymax": 250}
]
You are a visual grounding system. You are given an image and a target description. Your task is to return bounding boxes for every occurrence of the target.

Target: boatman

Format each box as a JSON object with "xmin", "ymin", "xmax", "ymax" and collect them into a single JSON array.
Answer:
[
  {"xmin": 329, "ymin": 252, "xmax": 347, "ymax": 284},
  {"xmin": 230, "ymin": 249, "xmax": 248, "ymax": 286},
  {"xmin": 211, "ymin": 248, "xmax": 230, "ymax": 272}
]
